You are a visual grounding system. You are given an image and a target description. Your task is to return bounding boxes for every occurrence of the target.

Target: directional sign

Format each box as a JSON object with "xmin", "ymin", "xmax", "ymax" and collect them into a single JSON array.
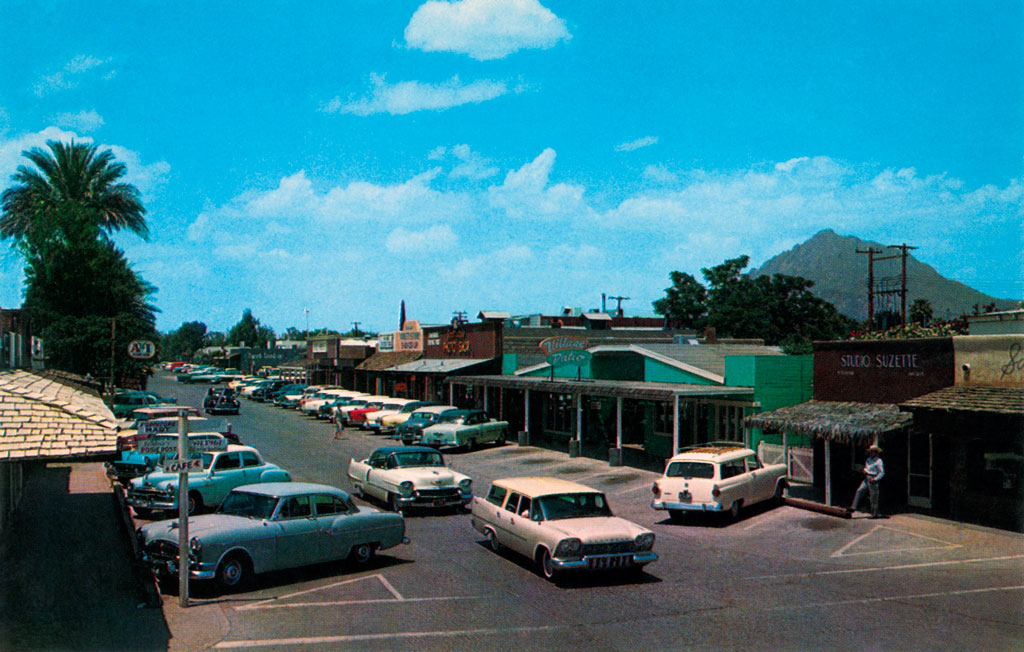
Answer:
[
  {"xmin": 127, "ymin": 340, "xmax": 156, "ymax": 359},
  {"xmin": 139, "ymin": 434, "xmax": 228, "ymax": 454},
  {"xmin": 165, "ymin": 458, "xmax": 202, "ymax": 473},
  {"xmin": 137, "ymin": 419, "xmax": 180, "ymax": 435}
]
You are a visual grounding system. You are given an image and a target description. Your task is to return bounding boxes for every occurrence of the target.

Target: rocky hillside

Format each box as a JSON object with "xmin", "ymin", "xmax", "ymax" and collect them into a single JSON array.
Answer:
[{"xmin": 750, "ymin": 230, "xmax": 1016, "ymax": 321}]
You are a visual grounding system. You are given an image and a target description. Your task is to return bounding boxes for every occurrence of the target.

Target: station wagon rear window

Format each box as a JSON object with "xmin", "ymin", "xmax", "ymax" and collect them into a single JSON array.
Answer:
[{"xmin": 666, "ymin": 461, "xmax": 715, "ymax": 479}]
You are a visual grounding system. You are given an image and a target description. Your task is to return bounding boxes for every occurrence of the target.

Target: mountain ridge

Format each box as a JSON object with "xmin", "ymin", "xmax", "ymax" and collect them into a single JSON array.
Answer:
[{"xmin": 749, "ymin": 230, "xmax": 1017, "ymax": 321}]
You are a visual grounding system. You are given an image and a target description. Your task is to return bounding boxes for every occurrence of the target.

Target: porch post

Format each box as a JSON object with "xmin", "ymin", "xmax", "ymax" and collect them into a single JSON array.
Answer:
[
  {"xmin": 672, "ymin": 394, "xmax": 679, "ymax": 455},
  {"xmin": 616, "ymin": 397, "xmax": 623, "ymax": 449},
  {"xmin": 524, "ymin": 389, "xmax": 530, "ymax": 435},
  {"xmin": 483, "ymin": 386, "xmax": 489, "ymax": 413},
  {"xmin": 824, "ymin": 439, "xmax": 833, "ymax": 506}
]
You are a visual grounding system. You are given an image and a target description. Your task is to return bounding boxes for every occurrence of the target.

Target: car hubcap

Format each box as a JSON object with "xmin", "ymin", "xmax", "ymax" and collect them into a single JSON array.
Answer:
[{"xmin": 222, "ymin": 561, "xmax": 241, "ymax": 585}]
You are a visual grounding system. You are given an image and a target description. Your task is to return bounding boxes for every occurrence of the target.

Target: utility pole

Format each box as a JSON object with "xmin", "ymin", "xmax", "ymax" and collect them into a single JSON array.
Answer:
[
  {"xmin": 351, "ymin": 321, "xmax": 361, "ymax": 336},
  {"xmin": 856, "ymin": 248, "xmax": 883, "ymax": 329},
  {"xmin": 608, "ymin": 295, "xmax": 630, "ymax": 317},
  {"xmin": 888, "ymin": 243, "xmax": 917, "ymax": 324}
]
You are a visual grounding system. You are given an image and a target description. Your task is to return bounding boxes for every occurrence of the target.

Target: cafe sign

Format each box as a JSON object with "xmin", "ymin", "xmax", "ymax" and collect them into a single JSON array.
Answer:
[{"xmin": 540, "ymin": 335, "xmax": 592, "ymax": 369}]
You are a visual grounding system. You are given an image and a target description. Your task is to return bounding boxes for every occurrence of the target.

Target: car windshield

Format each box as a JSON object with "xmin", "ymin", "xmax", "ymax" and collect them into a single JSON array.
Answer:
[
  {"xmin": 666, "ymin": 461, "xmax": 715, "ymax": 479},
  {"xmin": 381, "ymin": 403, "xmax": 403, "ymax": 410},
  {"xmin": 536, "ymin": 492, "xmax": 613, "ymax": 521},
  {"xmin": 218, "ymin": 491, "xmax": 278, "ymax": 519},
  {"xmin": 392, "ymin": 451, "xmax": 444, "ymax": 467}
]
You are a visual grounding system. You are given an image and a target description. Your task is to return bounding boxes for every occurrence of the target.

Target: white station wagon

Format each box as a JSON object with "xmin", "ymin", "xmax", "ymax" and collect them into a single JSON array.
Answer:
[
  {"xmin": 651, "ymin": 444, "xmax": 788, "ymax": 520},
  {"xmin": 472, "ymin": 477, "xmax": 657, "ymax": 581}
]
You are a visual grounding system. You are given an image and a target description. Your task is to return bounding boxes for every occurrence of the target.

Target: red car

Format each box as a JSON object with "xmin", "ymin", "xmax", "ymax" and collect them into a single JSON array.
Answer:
[{"xmin": 343, "ymin": 401, "xmax": 386, "ymax": 428}]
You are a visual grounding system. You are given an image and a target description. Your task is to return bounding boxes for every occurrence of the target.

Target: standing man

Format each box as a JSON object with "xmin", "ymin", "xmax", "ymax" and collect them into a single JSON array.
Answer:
[{"xmin": 848, "ymin": 444, "xmax": 885, "ymax": 518}]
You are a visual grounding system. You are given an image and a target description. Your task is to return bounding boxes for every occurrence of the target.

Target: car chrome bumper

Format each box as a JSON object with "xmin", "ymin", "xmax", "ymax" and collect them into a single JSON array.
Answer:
[
  {"xmin": 396, "ymin": 492, "xmax": 472, "ymax": 507},
  {"xmin": 651, "ymin": 499, "xmax": 723, "ymax": 512},
  {"xmin": 127, "ymin": 495, "xmax": 177, "ymax": 510},
  {"xmin": 553, "ymin": 551, "xmax": 658, "ymax": 571}
]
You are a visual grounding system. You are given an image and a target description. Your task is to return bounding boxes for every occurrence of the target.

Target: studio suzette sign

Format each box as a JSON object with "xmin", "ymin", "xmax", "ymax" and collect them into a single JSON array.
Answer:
[{"xmin": 539, "ymin": 335, "xmax": 592, "ymax": 368}]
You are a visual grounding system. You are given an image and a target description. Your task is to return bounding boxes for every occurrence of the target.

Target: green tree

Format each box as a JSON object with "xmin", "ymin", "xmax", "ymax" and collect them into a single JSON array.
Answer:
[
  {"xmin": 652, "ymin": 271, "xmax": 707, "ymax": 328},
  {"xmin": 653, "ymin": 255, "xmax": 856, "ymax": 347},
  {"xmin": 160, "ymin": 321, "xmax": 207, "ymax": 361},
  {"xmin": 227, "ymin": 309, "xmax": 275, "ymax": 348},
  {"xmin": 909, "ymin": 298, "xmax": 933, "ymax": 326},
  {"xmin": 1, "ymin": 140, "xmax": 157, "ymax": 382}
]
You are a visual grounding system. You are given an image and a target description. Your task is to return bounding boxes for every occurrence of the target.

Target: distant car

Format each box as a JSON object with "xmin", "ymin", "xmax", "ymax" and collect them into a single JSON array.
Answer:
[
  {"xmin": 137, "ymin": 482, "xmax": 408, "ymax": 590},
  {"xmin": 204, "ymin": 389, "xmax": 240, "ymax": 415},
  {"xmin": 471, "ymin": 477, "xmax": 657, "ymax": 581},
  {"xmin": 418, "ymin": 410, "xmax": 509, "ymax": 450},
  {"xmin": 650, "ymin": 444, "xmax": 788, "ymax": 520},
  {"xmin": 331, "ymin": 396, "xmax": 389, "ymax": 424},
  {"xmin": 126, "ymin": 444, "xmax": 291, "ymax": 518},
  {"xmin": 361, "ymin": 399, "xmax": 418, "ymax": 432},
  {"xmin": 109, "ymin": 391, "xmax": 176, "ymax": 419},
  {"xmin": 398, "ymin": 406, "xmax": 462, "ymax": 445},
  {"xmin": 346, "ymin": 446, "xmax": 472, "ymax": 514},
  {"xmin": 375, "ymin": 401, "xmax": 440, "ymax": 436}
]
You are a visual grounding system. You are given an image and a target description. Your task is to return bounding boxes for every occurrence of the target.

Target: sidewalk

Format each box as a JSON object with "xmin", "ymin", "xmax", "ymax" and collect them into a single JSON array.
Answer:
[{"xmin": 0, "ymin": 462, "xmax": 169, "ymax": 652}]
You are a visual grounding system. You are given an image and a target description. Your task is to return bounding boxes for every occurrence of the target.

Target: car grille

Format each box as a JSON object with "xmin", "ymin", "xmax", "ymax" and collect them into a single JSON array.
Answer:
[
  {"xmin": 414, "ymin": 488, "xmax": 460, "ymax": 499},
  {"xmin": 129, "ymin": 488, "xmax": 168, "ymax": 501},
  {"xmin": 144, "ymin": 540, "xmax": 179, "ymax": 564},
  {"xmin": 581, "ymin": 541, "xmax": 636, "ymax": 556}
]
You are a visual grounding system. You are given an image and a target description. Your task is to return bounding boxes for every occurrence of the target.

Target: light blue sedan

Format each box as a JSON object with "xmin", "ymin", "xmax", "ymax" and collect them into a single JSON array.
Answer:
[{"xmin": 137, "ymin": 482, "xmax": 409, "ymax": 590}]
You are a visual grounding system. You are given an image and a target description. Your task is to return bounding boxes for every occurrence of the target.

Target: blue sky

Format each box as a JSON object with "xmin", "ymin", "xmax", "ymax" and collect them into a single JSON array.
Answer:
[{"xmin": 1, "ymin": 0, "xmax": 1021, "ymax": 334}]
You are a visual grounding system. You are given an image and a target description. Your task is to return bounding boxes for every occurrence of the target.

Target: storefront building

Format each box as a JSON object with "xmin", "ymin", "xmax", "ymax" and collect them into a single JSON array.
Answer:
[
  {"xmin": 747, "ymin": 335, "xmax": 1024, "ymax": 532},
  {"xmin": 305, "ymin": 336, "xmax": 375, "ymax": 387},
  {"xmin": 449, "ymin": 334, "xmax": 809, "ymax": 467}
]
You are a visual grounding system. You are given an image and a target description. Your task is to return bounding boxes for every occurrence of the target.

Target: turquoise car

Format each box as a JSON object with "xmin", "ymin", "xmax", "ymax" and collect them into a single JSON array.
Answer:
[
  {"xmin": 137, "ymin": 482, "xmax": 408, "ymax": 590},
  {"xmin": 126, "ymin": 445, "xmax": 291, "ymax": 517}
]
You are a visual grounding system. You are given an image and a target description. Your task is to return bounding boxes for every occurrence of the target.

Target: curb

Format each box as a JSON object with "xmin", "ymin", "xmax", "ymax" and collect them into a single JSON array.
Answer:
[
  {"xmin": 112, "ymin": 481, "xmax": 163, "ymax": 608},
  {"xmin": 783, "ymin": 495, "xmax": 852, "ymax": 518}
]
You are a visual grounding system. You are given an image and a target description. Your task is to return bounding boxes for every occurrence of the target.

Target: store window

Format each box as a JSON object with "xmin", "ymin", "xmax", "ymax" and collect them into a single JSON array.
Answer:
[{"xmin": 653, "ymin": 401, "xmax": 674, "ymax": 435}]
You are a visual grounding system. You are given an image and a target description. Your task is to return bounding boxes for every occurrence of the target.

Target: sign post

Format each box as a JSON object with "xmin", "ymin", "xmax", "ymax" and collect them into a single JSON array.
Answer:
[{"xmin": 177, "ymin": 409, "xmax": 190, "ymax": 608}]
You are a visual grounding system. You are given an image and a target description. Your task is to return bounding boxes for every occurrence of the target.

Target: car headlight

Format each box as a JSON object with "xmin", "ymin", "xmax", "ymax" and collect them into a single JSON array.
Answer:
[
  {"xmin": 634, "ymin": 532, "xmax": 655, "ymax": 551},
  {"xmin": 554, "ymin": 538, "xmax": 582, "ymax": 557},
  {"xmin": 163, "ymin": 485, "xmax": 176, "ymax": 495},
  {"xmin": 190, "ymin": 536, "xmax": 202, "ymax": 554},
  {"xmin": 458, "ymin": 478, "xmax": 472, "ymax": 491},
  {"xmin": 399, "ymin": 481, "xmax": 414, "ymax": 496}
]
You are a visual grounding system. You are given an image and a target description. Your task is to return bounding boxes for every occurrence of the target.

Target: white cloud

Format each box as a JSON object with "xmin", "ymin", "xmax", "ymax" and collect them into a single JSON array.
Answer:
[
  {"xmin": 615, "ymin": 136, "xmax": 659, "ymax": 152},
  {"xmin": 488, "ymin": 148, "xmax": 588, "ymax": 219},
  {"xmin": 405, "ymin": 0, "xmax": 570, "ymax": 61},
  {"xmin": 430, "ymin": 143, "xmax": 498, "ymax": 180},
  {"xmin": 53, "ymin": 109, "xmax": 105, "ymax": 133},
  {"xmin": 385, "ymin": 224, "xmax": 458, "ymax": 254},
  {"xmin": 34, "ymin": 55, "xmax": 115, "ymax": 97},
  {"xmin": 323, "ymin": 74, "xmax": 512, "ymax": 116},
  {"xmin": 642, "ymin": 164, "xmax": 678, "ymax": 185}
]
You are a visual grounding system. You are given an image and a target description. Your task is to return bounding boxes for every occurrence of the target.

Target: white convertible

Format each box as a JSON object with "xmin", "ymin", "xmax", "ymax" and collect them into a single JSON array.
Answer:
[{"xmin": 346, "ymin": 446, "xmax": 472, "ymax": 514}]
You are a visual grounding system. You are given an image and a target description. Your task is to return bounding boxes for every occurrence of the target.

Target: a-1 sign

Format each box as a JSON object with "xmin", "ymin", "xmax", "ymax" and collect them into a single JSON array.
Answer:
[{"xmin": 128, "ymin": 339, "xmax": 156, "ymax": 359}]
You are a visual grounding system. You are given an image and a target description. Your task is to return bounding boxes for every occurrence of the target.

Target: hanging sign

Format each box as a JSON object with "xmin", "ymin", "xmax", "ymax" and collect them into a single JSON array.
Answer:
[{"xmin": 128, "ymin": 340, "xmax": 156, "ymax": 359}]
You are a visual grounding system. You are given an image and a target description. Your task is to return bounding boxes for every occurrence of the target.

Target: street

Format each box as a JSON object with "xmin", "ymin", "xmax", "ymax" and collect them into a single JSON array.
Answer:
[{"xmin": 147, "ymin": 374, "xmax": 1024, "ymax": 652}]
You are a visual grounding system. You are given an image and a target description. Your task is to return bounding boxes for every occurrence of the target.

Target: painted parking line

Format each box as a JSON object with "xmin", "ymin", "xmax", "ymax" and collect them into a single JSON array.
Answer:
[
  {"xmin": 767, "ymin": 584, "xmax": 1024, "ymax": 612},
  {"xmin": 239, "ymin": 596, "xmax": 480, "ymax": 611},
  {"xmin": 214, "ymin": 625, "xmax": 565, "ymax": 649},
  {"xmin": 746, "ymin": 553, "xmax": 1024, "ymax": 581},
  {"xmin": 831, "ymin": 525, "xmax": 961, "ymax": 558},
  {"xmin": 237, "ymin": 574, "xmax": 399, "ymax": 611}
]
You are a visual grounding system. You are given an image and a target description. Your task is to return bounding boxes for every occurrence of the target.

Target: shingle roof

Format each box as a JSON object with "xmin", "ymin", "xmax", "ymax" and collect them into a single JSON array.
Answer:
[
  {"xmin": 357, "ymin": 351, "xmax": 422, "ymax": 371},
  {"xmin": 900, "ymin": 386, "xmax": 1024, "ymax": 415},
  {"xmin": 744, "ymin": 400, "xmax": 912, "ymax": 444},
  {"xmin": 0, "ymin": 370, "xmax": 119, "ymax": 461}
]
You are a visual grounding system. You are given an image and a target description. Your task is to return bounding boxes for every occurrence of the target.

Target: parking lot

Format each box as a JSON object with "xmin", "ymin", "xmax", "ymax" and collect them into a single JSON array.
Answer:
[{"xmin": 143, "ymin": 376, "xmax": 1024, "ymax": 651}]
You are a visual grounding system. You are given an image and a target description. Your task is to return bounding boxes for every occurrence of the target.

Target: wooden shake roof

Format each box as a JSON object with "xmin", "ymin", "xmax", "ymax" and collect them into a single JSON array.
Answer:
[{"xmin": 744, "ymin": 400, "xmax": 912, "ymax": 443}]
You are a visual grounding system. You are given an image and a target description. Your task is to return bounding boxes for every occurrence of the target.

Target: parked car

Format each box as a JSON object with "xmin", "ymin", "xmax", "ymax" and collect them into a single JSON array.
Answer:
[
  {"xmin": 330, "ymin": 395, "xmax": 389, "ymax": 423},
  {"xmin": 137, "ymin": 482, "xmax": 408, "ymax": 590},
  {"xmin": 361, "ymin": 399, "xmax": 419, "ymax": 432},
  {"xmin": 418, "ymin": 410, "xmax": 509, "ymax": 450},
  {"xmin": 301, "ymin": 390, "xmax": 366, "ymax": 417},
  {"xmin": 204, "ymin": 388, "xmax": 240, "ymax": 415},
  {"xmin": 346, "ymin": 446, "xmax": 472, "ymax": 514},
  {"xmin": 250, "ymin": 380, "xmax": 290, "ymax": 401},
  {"xmin": 471, "ymin": 477, "xmax": 657, "ymax": 581},
  {"xmin": 397, "ymin": 406, "xmax": 462, "ymax": 445},
  {"xmin": 109, "ymin": 390, "xmax": 176, "ymax": 419},
  {"xmin": 106, "ymin": 432, "xmax": 228, "ymax": 485},
  {"xmin": 126, "ymin": 444, "xmax": 291, "ymax": 518},
  {"xmin": 650, "ymin": 444, "xmax": 788, "ymax": 520},
  {"xmin": 375, "ymin": 401, "xmax": 440, "ymax": 436}
]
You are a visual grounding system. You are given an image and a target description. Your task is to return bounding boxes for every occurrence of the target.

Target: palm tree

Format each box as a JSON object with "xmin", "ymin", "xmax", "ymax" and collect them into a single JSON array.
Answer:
[{"xmin": 0, "ymin": 140, "xmax": 149, "ymax": 246}]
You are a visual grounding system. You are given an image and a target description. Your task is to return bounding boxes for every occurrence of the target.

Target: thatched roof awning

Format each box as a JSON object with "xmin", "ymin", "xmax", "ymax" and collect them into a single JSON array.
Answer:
[{"xmin": 744, "ymin": 400, "xmax": 912, "ymax": 443}]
